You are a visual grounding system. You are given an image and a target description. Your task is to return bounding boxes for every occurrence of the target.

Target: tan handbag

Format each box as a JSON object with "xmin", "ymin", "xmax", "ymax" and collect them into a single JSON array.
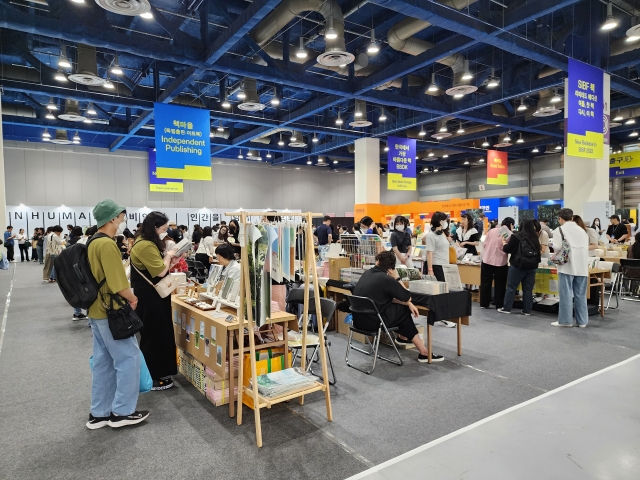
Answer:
[{"xmin": 131, "ymin": 263, "xmax": 177, "ymax": 298}]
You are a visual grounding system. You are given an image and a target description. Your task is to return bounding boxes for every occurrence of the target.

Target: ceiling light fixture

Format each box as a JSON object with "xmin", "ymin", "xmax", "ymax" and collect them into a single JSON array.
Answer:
[
  {"xmin": 517, "ymin": 98, "xmax": 528, "ymax": 111},
  {"xmin": 613, "ymin": 111, "xmax": 623, "ymax": 121},
  {"xmin": 439, "ymin": 123, "xmax": 448, "ymax": 133},
  {"xmin": 221, "ymin": 94, "xmax": 231, "ymax": 108},
  {"xmin": 333, "ymin": 160, "xmax": 338, "ymax": 164},
  {"xmin": 317, "ymin": 157, "xmax": 324, "ymax": 163},
  {"xmin": 312, "ymin": 133, "xmax": 319, "ymax": 143},
  {"xmin": 266, "ymin": 152, "xmax": 272, "ymax": 158},
  {"xmin": 296, "ymin": 37, "xmax": 308, "ymax": 59},
  {"xmin": 479, "ymin": 158, "xmax": 485, "ymax": 163},
  {"xmin": 626, "ymin": 35, "xmax": 640, "ymax": 43},
  {"xmin": 278, "ymin": 134, "xmax": 285, "ymax": 146},
  {"xmin": 46, "ymin": 112, "xmax": 56, "ymax": 120},
  {"xmin": 464, "ymin": 160, "xmax": 470, "ymax": 165},
  {"xmin": 46, "ymin": 98, "xmax": 57, "ymax": 111},
  {"xmin": 516, "ymin": 133, "xmax": 524, "ymax": 143},
  {"xmin": 419, "ymin": 125, "xmax": 426, "ymax": 136},
  {"xmin": 379, "ymin": 108, "xmax": 387, "ymax": 122},
  {"xmin": 238, "ymin": 150, "xmax": 244, "ymax": 159},
  {"xmin": 461, "ymin": 59, "xmax": 473, "ymax": 81},
  {"xmin": 532, "ymin": 147, "xmax": 539, "ymax": 153},
  {"xmin": 433, "ymin": 167, "xmax": 439, "ymax": 172},
  {"xmin": 367, "ymin": 29, "xmax": 379, "ymax": 54},
  {"xmin": 625, "ymin": 118, "xmax": 636, "ymax": 125},
  {"xmin": 73, "ymin": 131, "xmax": 81, "ymax": 144},
  {"xmin": 237, "ymin": 85, "xmax": 246, "ymax": 100},
  {"xmin": 325, "ymin": 17, "xmax": 338, "ymax": 40},
  {"xmin": 111, "ymin": 55, "xmax": 123, "ymax": 75},
  {"xmin": 454, "ymin": 93, "xmax": 464, "ymax": 99},
  {"xmin": 140, "ymin": 11, "xmax": 153, "ymax": 19},
  {"xmin": 550, "ymin": 89, "xmax": 562, "ymax": 104},
  {"xmin": 290, "ymin": 132, "xmax": 297, "ymax": 142},
  {"xmin": 247, "ymin": 150, "xmax": 253, "ymax": 157},
  {"xmin": 457, "ymin": 123, "xmax": 465, "ymax": 134},
  {"xmin": 427, "ymin": 151, "xmax": 434, "ymax": 157},
  {"xmin": 86, "ymin": 103, "xmax": 96, "ymax": 115},
  {"xmin": 486, "ymin": 68, "xmax": 499, "ymax": 88},
  {"xmin": 601, "ymin": 2, "xmax": 618, "ymax": 31},
  {"xmin": 54, "ymin": 71, "xmax": 68, "ymax": 82},
  {"xmin": 555, "ymin": 144, "xmax": 563, "ymax": 150},
  {"xmin": 427, "ymin": 72, "xmax": 438, "ymax": 93},
  {"xmin": 335, "ymin": 111, "xmax": 343, "ymax": 125},
  {"xmin": 630, "ymin": 131, "xmax": 639, "ymax": 137},
  {"xmin": 104, "ymin": 76, "xmax": 114, "ymax": 89},
  {"xmin": 384, "ymin": 145, "xmax": 389, "ymax": 152},
  {"xmin": 503, "ymin": 131, "xmax": 511, "ymax": 143},
  {"xmin": 217, "ymin": 122, "xmax": 224, "ymax": 132},
  {"xmin": 482, "ymin": 138, "xmax": 489, "ymax": 147},
  {"xmin": 271, "ymin": 94, "xmax": 280, "ymax": 106},
  {"xmin": 209, "ymin": 131, "xmax": 214, "ymax": 138},
  {"xmin": 354, "ymin": 107, "xmax": 363, "ymax": 118},
  {"xmin": 71, "ymin": 0, "xmax": 84, "ymax": 4},
  {"xmin": 58, "ymin": 46, "xmax": 71, "ymax": 69},
  {"xmin": 307, "ymin": 157, "xmax": 312, "ymax": 165},
  {"xmin": 83, "ymin": 118, "xmax": 93, "ymax": 124},
  {"xmin": 443, "ymin": 154, "xmax": 449, "ymax": 158},
  {"xmin": 42, "ymin": 129, "xmax": 51, "ymax": 139}
]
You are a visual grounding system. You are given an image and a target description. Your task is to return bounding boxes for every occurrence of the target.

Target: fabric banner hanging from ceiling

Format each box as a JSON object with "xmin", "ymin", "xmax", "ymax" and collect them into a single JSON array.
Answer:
[
  {"xmin": 387, "ymin": 136, "xmax": 416, "ymax": 191},
  {"xmin": 148, "ymin": 148, "xmax": 183, "ymax": 192},
  {"xmin": 486, "ymin": 149, "xmax": 508, "ymax": 185},
  {"xmin": 154, "ymin": 103, "xmax": 212, "ymax": 180},
  {"xmin": 610, "ymin": 150, "xmax": 640, "ymax": 178}
]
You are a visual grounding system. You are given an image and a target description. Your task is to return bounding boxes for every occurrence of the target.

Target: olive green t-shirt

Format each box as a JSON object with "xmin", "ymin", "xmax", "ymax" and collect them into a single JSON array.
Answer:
[
  {"xmin": 87, "ymin": 236, "xmax": 130, "ymax": 319},
  {"xmin": 130, "ymin": 239, "xmax": 166, "ymax": 278}
]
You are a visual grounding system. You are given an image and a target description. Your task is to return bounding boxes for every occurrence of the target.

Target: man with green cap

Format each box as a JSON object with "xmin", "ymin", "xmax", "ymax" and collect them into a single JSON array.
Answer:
[{"xmin": 85, "ymin": 199, "xmax": 149, "ymax": 430}]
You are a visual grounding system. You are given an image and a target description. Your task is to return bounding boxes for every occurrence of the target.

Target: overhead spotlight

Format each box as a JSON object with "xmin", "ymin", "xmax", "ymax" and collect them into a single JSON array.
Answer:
[
  {"xmin": 42, "ymin": 129, "xmax": 51, "ymax": 139},
  {"xmin": 626, "ymin": 35, "xmax": 640, "ymax": 43},
  {"xmin": 278, "ymin": 134, "xmax": 285, "ymax": 146},
  {"xmin": 221, "ymin": 99, "xmax": 231, "ymax": 109},
  {"xmin": 335, "ymin": 112, "xmax": 343, "ymax": 125},
  {"xmin": 54, "ymin": 71, "xmax": 68, "ymax": 82},
  {"xmin": 442, "ymin": 154, "xmax": 449, "ymax": 158},
  {"xmin": 601, "ymin": 2, "xmax": 618, "ymax": 31},
  {"xmin": 312, "ymin": 133, "xmax": 319, "ymax": 143},
  {"xmin": 217, "ymin": 122, "xmax": 224, "ymax": 132},
  {"xmin": 367, "ymin": 29, "xmax": 379, "ymax": 54},
  {"xmin": 461, "ymin": 60, "xmax": 473, "ymax": 81},
  {"xmin": 46, "ymin": 98, "xmax": 58, "ymax": 111},
  {"xmin": 209, "ymin": 131, "xmax": 214, "ymax": 138},
  {"xmin": 238, "ymin": 150, "xmax": 244, "ymax": 159},
  {"xmin": 58, "ymin": 46, "xmax": 71, "ymax": 69},
  {"xmin": 486, "ymin": 68, "xmax": 499, "ymax": 88},
  {"xmin": 482, "ymin": 138, "xmax": 489, "ymax": 147},
  {"xmin": 45, "ymin": 112, "xmax": 56, "ymax": 120},
  {"xmin": 532, "ymin": 147, "xmax": 539, "ymax": 153},
  {"xmin": 140, "ymin": 11, "xmax": 153, "ymax": 19},
  {"xmin": 454, "ymin": 93, "xmax": 464, "ymax": 99},
  {"xmin": 613, "ymin": 111, "xmax": 623, "ymax": 121},
  {"xmin": 439, "ymin": 123, "xmax": 448, "ymax": 133},
  {"xmin": 266, "ymin": 151, "xmax": 272, "ymax": 158},
  {"xmin": 307, "ymin": 157, "xmax": 312, "ymax": 164},
  {"xmin": 433, "ymin": 167, "xmax": 439, "ymax": 172},
  {"xmin": 503, "ymin": 131, "xmax": 511, "ymax": 143},
  {"xmin": 479, "ymin": 158, "xmax": 485, "ymax": 163},
  {"xmin": 384, "ymin": 145, "xmax": 389, "ymax": 152},
  {"xmin": 427, "ymin": 72, "xmax": 438, "ymax": 92},
  {"xmin": 379, "ymin": 109, "xmax": 387, "ymax": 122},
  {"xmin": 630, "ymin": 131, "xmax": 639, "ymax": 137},
  {"xmin": 355, "ymin": 108, "xmax": 363, "ymax": 118},
  {"xmin": 296, "ymin": 37, "xmax": 308, "ymax": 59},
  {"xmin": 517, "ymin": 98, "xmax": 528, "ymax": 112},
  {"xmin": 325, "ymin": 17, "xmax": 338, "ymax": 40},
  {"xmin": 73, "ymin": 131, "xmax": 81, "ymax": 144},
  {"xmin": 317, "ymin": 157, "xmax": 324, "ymax": 163},
  {"xmin": 247, "ymin": 150, "xmax": 253, "ymax": 157},
  {"xmin": 463, "ymin": 160, "xmax": 470, "ymax": 165},
  {"xmin": 290, "ymin": 132, "xmax": 297, "ymax": 142},
  {"xmin": 71, "ymin": 0, "xmax": 85, "ymax": 3},
  {"xmin": 86, "ymin": 103, "xmax": 96, "ymax": 115},
  {"xmin": 111, "ymin": 55, "xmax": 123, "ymax": 75},
  {"xmin": 419, "ymin": 125, "xmax": 426, "ymax": 136},
  {"xmin": 333, "ymin": 160, "xmax": 338, "ymax": 164},
  {"xmin": 457, "ymin": 123, "xmax": 465, "ymax": 134},
  {"xmin": 516, "ymin": 133, "xmax": 524, "ymax": 143},
  {"xmin": 625, "ymin": 118, "xmax": 636, "ymax": 125},
  {"xmin": 427, "ymin": 151, "xmax": 434, "ymax": 157},
  {"xmin": 237, "ymin": 90, "xmax": 246, "ymax": 101},
  {"xmin": 555, "ymin": 144, "xmax": 563, "ymax": 150},
  {"xmin": 104, "ymin": 79, "xmax": 114, "ymax": 89},
  {"xmin": 83, "ymin": 118, "xmax": 93, "ymax": 124},
  {"xmin": 271, "ymin": 95, "xmax": 280, "ymax": 106},
  {"xmin": 550, "ymin": 89, "xmax": 562, "ymax": 104}
]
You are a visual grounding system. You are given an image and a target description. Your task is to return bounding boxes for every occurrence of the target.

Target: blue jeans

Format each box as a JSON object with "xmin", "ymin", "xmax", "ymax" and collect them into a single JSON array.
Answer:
[
  {"xmin": 74, "ymin": 307, "xmax": 83, "ymax": 315},
  {"xmin": 36, "ymin": 246, "xmax": 43, "ymax": 264},
  {"xmin": 559, "ymin": 273, "xmax": 588, "ymax": 326},
  {"xmin": 502, "ymin": 266, "xmax": 537, "ymax": 314},
  {"xmin": 89, "ymin": 318, "xmax": 141, "ymax": 417},
  {"xmin": 50, "ymin": 255, "xmax": 57, "ymax": 280}
]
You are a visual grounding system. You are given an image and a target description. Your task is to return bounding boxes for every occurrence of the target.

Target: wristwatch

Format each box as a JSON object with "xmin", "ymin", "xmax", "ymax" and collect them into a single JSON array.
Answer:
[{"xmin": 396, "ymin": 277, "xmax": 402, "ymax": 282}]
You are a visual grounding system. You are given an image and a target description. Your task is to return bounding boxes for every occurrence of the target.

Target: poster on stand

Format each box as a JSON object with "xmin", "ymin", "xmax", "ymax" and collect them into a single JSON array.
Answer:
[
  {"xmin": 566, "ymin": 58, "xmax": 605, "ymax": 159},
  {"xmin": 387, "ymin": 136, "xmax": 416, "ymax": 191}
]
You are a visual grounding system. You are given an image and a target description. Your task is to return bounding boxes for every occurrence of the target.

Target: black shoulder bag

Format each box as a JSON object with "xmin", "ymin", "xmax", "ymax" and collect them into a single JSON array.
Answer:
[{"xmin": 103, "ymin": 292, "xmax": 143, "ymax": 340}]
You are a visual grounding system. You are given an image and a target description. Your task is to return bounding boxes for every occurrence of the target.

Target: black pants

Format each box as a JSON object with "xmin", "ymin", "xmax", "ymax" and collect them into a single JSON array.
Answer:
[
  {"xmin": 195, "ymin": 253, "xmax": 210, "ymax": 266},
  {"xmin": 480, "ymin": 262, "xmax": 509, "ymax": 309},
  {"xmin": 19, "ymin": 244, "xmax": 29, "ymax": 262},
  {"xmin": 5, "ymin": 244, "xmax": 14, "ymax": 261},
  {"xmin": 503, "ymin": 266, "xmax": 537, "ymax": 314},
  {"xmin": 423, "ymin": 263, "xmax": 446, "ymax": 282},
  {"xmin": 31, "ymin": 246, "xmax": 38, "ymax": 261},
  {"xmin": 354, "ymin": 303, "xmax": 419, "ymax": 341}
]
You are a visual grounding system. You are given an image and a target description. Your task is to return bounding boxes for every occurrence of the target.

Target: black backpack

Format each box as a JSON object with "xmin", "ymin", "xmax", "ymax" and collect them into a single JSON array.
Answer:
[
  {"xmin": 54, "ymin": 233, "xmax": 110, "ymax": 309},
  {"xmin": 512, "ymin": 233, "xmax": 540, "ymax": 270}
]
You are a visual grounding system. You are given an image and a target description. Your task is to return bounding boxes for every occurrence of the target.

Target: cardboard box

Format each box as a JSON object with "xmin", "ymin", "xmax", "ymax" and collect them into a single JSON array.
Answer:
[{"xmin": 329, "ymin": 256, "xmax": 351, "ymax": 280}]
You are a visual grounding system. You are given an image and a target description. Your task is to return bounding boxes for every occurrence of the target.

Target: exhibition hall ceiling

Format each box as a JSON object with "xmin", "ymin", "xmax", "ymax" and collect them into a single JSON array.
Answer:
[{"xmin": 1, "ymin": 0, "xmax": 640, "ymax": 171}]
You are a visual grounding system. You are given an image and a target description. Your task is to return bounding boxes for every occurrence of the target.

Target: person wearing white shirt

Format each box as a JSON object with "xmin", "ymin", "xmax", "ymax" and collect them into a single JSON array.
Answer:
[
  {"xmin": 16, "ymin": 228, "xmax": 30, "ymax": 262},
  {"xmin": 551, "ymin": 208, "xmax": 590, "ymax": 328},
  {"xmin": 195, "ymin": 226, "xmax": 215, "ymax": 266},
  {"xmin": 214, "ymin": 243, "xmax": 241, "ymax": 282}
]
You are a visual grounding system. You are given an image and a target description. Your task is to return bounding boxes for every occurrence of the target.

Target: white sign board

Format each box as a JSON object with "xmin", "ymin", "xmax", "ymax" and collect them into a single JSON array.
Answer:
[
  {"xmin": 498, "ymin": 206, "xmax": 519, "ymax": 227},
  {"xmin": 583, "ymin": 201, "xmax": 611, "ymax": 227}
]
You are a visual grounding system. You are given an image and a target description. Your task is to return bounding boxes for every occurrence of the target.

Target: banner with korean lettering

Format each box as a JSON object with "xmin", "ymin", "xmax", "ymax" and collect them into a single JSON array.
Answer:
[
  {"xmin": 148, "ymin": 148, "xmax": 183, "ymax": 192},
  {"xmin": 486, "ymin": 150, "xmax": 508, "ymax": 185},
  {"xmin": 387, "ymin": 136, "xmax": 416, "ymax": 191},
  {"xmin": 566, "ymin": 58, "xmax": 604, "ymax": 159},
  {"xmin": 154, "ymin": 103, "xmax": 212, "ymax": 180},
  {"xmin": 610, "ymin": 151, "xmax": 640, "ymax": 178}
]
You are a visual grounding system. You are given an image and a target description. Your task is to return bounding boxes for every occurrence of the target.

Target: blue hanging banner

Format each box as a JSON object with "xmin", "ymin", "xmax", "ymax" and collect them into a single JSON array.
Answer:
[
  {"xmin": 148, "ymin": 148, "xmax": 183, "ymax": 192},
  {"xmin": 566, "ymin": 58, "xmax": 604, "ymax": 159},
  {"xmin": 154, "ymin": 103, "xmax": 212, "ymax": 180},
  {"xmin": 387, "ymin": 136, "xmax": 416, "ymax": 191}
]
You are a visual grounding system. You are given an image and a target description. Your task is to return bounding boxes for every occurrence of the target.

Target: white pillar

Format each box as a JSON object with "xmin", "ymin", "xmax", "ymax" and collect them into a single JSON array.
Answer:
[
  {"xmin": 354, "ymin": 138, "xmax": 380, "ymax": 204},
  {"xmin": 0, "ymin": 99, "xmax": 6, "ymax": 238},
  {"xmin": 563, "ymin": 74, "xmax": 610, "ymax": 217}
]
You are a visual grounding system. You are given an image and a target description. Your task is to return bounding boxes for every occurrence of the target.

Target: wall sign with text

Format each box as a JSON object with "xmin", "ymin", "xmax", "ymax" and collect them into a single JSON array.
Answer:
[
  {"xmin": 610, "ymin": 151, "xmax": 640, "ymax": 178},
  {"xmin": 387, "ymin": 136, "xmax": 416, "ymax": 191}
]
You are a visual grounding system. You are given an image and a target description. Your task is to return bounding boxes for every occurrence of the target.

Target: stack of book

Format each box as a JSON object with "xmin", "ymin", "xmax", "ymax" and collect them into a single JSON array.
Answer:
[
  {"xmin": 251, "ymin": 368, "xmax": 317, "ymax": 398},
  {"xmin": 409, "ymin": 280, "xmax": 449, "ymax": 295}
]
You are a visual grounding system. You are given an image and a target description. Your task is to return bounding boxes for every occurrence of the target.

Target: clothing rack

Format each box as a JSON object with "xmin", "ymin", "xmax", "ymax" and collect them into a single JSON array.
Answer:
[{"xmin": 226, "ymin": 211, "xmax": 333, "ymax": 447}]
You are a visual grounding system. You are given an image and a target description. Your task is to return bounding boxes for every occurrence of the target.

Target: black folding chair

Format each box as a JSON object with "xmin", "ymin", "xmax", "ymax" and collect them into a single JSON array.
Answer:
[
  {"xmin": 345, "ymin": 295, "xmax": 403, "ymax": 375},
  {"xmin": 191, "ymin": 260, "xmax": 208, "ymax": 283},
  {"xmin": 286, "ymin": 288, "xmax": 336, "ymax": 385},
  {"xmin": 619, "ymin": 259, "xmax": 640, "ymax": 302}
]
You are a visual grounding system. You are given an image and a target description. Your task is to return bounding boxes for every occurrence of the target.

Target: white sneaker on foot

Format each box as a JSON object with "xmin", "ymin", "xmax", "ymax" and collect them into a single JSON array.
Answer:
[
  {"xmin": 437, "ymin": 320, "xmax": 456, "ymax": 328},
  {"xmin": 577, "ymin": 324, "xmax": 587, "ymax": 328},
  {"xmin": 551, "ymin": 321, "xmax": 572, "ymax": 327},
  {"xmin": 497, "ymin": 308, "xmax": 510, "ymax": 314}
]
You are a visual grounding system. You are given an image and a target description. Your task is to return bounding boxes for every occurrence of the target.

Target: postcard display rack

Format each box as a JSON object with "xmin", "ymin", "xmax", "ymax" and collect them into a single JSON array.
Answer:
[{"xmin": 230, "ymin": 211, "xmax": 333, "ymax": 447}]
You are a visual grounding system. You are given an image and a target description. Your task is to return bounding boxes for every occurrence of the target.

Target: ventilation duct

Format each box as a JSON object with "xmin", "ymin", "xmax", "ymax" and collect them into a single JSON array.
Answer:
[
  {"xmin": 50, "ymin": 129, "xmax": 72, "ymax": 145},
  {"xmin": 95, "ymin": 0, "xmax": 151, "ymax": 16},
  {"xmin": 251, "ymin": 0, "xmax": 354, "ymax": 67},
  {"xmin": 350, "ymin": 100, "xmax": 372, "ymax": 127},
  {"xmin": 0, "ymin": 103, "xmax": 36, "ymax": 118},
  {"xmin": 68, "ymin": 45, "xmax": 105, "ymax": 86},
  {"xmin": 445, "ymin": 56, "xmax": 477, "ymax": 97},
  {"xmin": 492, "ymin": 104, "xmax": 510, "ymax": 118},
  {"xmin": 288, "ymin": 131, "xmax": 307, "ymax": 148},
  {"xmin": 533, "ymin": 89, "xmax": 563, "ymax": 118},
  {"xmin": 57, "ymin": 99, "xmax": 86, "ymax": 122},
  {"xmin": 237, "ymin": 78, "xmax": 266, "ymax": 112}
]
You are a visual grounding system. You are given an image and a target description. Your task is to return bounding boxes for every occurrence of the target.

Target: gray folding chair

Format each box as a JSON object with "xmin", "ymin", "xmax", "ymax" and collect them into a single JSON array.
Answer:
[{"xmin": 345, "ymin": 295, "xmax": 403, "ymax": 375}]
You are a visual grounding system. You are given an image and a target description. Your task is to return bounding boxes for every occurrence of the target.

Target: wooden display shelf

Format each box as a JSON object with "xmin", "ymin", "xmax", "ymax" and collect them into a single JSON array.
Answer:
[{"xmin": 243, "ymin": 381, "xmax": 326, "ymax": 409}]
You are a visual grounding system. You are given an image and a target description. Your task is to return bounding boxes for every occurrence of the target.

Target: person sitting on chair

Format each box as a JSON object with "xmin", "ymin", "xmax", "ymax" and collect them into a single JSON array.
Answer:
[{"xmin": 352, "ymin": 250, "xmax": 444, "ymax": 363}]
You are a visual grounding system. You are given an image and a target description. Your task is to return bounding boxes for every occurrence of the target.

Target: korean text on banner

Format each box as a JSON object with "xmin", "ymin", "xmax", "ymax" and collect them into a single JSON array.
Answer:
[
  {"xmin": 486, "ymin": 150, "xmax": 508, "ymax": 185},
  {"xmin": 566, "ymin": 59, "xmax": 604, "ymax": 159},
  {"xmin": 610, "ymin": 151, "xmax": 640, "ymax": 178},
  {"xmin": 387, "ymin": 136, "xmax": 416, "ymax": 191},
  {"xmin": 154, "ymin": 103, "xmax": 212, "ymax": 180},
  {"xmin": 148, "ymin": 148, "xmax": 183, "ymax": 192}
]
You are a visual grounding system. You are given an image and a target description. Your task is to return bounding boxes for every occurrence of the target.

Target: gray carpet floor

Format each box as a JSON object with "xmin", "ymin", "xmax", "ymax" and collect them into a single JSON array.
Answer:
[{"xmin": 1, "ymin": 262, "xmax": 639, "ymax": 479}]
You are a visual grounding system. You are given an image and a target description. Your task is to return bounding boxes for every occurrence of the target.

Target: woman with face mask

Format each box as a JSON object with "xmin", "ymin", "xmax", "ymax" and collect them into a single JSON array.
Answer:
[
  {"xmin": 130, "ymin": 212, "xmax": 180, "ymax": 391},
  {"xmin": 390, "ymin": 216, "xmax": 413, "ymax": 268},
  {"xmin": 590, "ymin": 218, "xmax": 604, "ymax": 236}
]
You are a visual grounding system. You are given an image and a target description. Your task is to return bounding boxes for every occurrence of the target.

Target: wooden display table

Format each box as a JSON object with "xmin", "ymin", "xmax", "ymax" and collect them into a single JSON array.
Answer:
[
  {"xmin": 456, "ymin": 263, "xmax": 481, "ymax": 286},
  {"xmin": 588, "ymin": 267, "xmax": 610, "ymax": 317}
]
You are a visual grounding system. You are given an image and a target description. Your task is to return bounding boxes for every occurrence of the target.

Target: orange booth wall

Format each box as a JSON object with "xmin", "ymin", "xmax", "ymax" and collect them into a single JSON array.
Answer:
[{"xmin": 355, "ymin": 199, "xmax": 480, "ymax": 226}]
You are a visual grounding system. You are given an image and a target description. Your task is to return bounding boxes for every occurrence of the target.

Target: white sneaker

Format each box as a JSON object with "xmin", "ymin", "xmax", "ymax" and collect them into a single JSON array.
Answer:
[
  {"xmin": 577, "ymin": 324, "xmax": 587, "ymax": 328},
  {"xmin": 551, "ymin": 321, "xmax": 572, "ymax": 327},
  {"xmin": 437, "ymin": 320, "xmax": 456, "ymax": 328},
  {"xmin": 497, "ymin": 308, "xmax": 510, "ymax": 314}
]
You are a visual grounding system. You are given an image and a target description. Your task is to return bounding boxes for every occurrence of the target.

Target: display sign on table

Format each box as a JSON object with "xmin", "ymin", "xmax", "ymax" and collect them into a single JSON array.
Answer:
[
  {"xmin": 148, "ymin": 148, "xmax": 183, "ymax": 192},
  {"xmin": 486, "ymin": 150, "xmax": 508, "ymax": 185},
  {"xmin": 387, "ymin": 136, "xmax": 416, "ymax": 191},
  {"xmin": 154, "ymin": 103, "xmax": 212, "ymax": 180},
  {"xmin": 566, "ymin": 58, "xmax": 605, "ymax": 159},
  {"xmin": 610, "ymin": 151, "xmax": 640, "ymax": 178}
]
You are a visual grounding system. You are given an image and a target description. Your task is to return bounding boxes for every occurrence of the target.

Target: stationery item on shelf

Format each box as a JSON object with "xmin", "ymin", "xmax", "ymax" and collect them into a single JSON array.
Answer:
[
  {"xmin": 413, "ymin": 245, "xmax": 426, "ymax": 259},
  {"xmin": 440, "ymin": 264, "xmax": 464, "ymax": 291},
  {"xmin": 251, "ymin": 367, "xmax": 317, "ymax": 398},
  {"xmin": 220, "ymin": 277, "xmax": 234, "ymax": 299},
  {"xmin": 227, "ymin": 280, "xmax": 240, "ymax": 303}
]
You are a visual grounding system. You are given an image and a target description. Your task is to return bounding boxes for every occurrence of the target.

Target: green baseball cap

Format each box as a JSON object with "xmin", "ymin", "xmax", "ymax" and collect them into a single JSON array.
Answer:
[{"xmin": 93, "ymin": 199, "xmax": 126, "ymax": 228}]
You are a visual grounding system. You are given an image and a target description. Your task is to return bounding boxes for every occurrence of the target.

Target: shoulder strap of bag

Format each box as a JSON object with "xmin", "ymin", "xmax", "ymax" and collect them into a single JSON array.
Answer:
[
  {"xmin": 558, "ymin": 227, "xmax": 565, "ymax": 241},
  {"xmin": 130, "ymin": 262, "xmax": 156, "ymax": 287}
]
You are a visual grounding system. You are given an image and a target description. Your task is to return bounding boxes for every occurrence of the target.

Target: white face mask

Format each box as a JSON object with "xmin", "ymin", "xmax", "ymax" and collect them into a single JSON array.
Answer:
[
  {"xmin": 158, "ymin": 232, "xmax": 167, "ymax": 240},
  {"xmin": 440, "ymin": 220, "xmax": 449, "ymax": 230},
  {"xmin": 396, "ymin": 224, "xmax": 405, "ymax": 232},
  {"xmin": 595, "ymin": 221, "xmax": 600, "ymax": 226},
  {"xmin": 116, "ymin": 220, "xmax": 126, "ymax": 235}
]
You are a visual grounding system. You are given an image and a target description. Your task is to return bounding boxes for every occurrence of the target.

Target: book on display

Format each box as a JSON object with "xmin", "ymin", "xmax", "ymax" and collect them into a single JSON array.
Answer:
[{"xmin": 172, "ymin": 237, "xmax": 193, "ymax": 256}]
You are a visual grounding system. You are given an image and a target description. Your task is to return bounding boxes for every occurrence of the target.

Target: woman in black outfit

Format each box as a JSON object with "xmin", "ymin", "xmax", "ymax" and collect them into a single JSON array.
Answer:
[
  {"xmin": 192, "ymin": 224, "xmax": 203, "ymax": 251},
  {"xmin": 130, "ymin": 212, "xmax": 180, "ymax": 390},
  {"xmin": 455, "ymin": 213, "xmax": 481, "ymax": 255},
  {"xmin": 227, "ymin": 219, "xmax": 241, "ymax": 256}
]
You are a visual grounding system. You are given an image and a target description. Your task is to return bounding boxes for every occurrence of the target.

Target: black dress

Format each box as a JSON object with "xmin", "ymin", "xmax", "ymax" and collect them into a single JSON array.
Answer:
[{"xmin": 130, "ymin": 242, "xmax": 177, "ymax": 380}]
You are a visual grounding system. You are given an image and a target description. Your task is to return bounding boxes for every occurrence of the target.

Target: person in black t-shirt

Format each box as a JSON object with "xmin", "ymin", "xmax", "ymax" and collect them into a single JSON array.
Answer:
[
  {"xmin": 390, "ymin": 216, "xmax": 413, "ymax": 267},
  {"xmin": 314, "ymin": 216, "xmax": 333, "ymax": 245},
  {"xmin": 353, "ymin": 251, "xmax": 443, "ymax": 362},
  {"xmin": 606, "ymin": 215, "xmax": 629, "ymax": 244}
]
